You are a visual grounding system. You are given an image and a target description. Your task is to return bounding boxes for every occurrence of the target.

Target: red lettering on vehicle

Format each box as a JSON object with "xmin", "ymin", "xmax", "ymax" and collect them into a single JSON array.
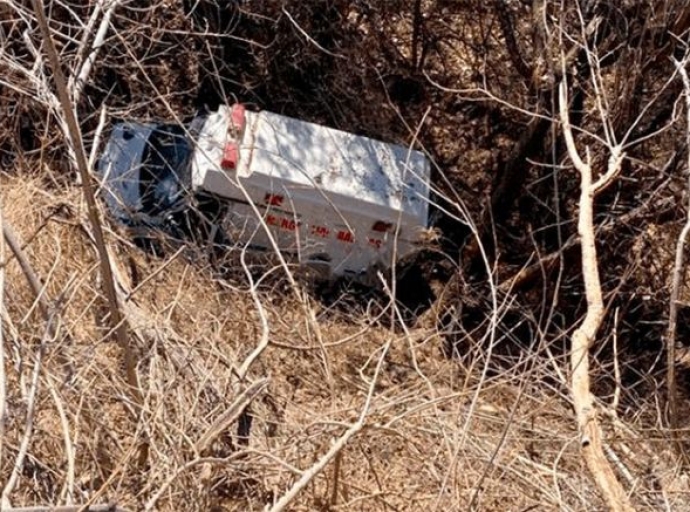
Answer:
[
  {"xmin": 372, "ymin": 221, "xmax": 393, "ymax": 233},
  {"xmin": 368, "ymin": 237, "xmax": 383, "ymax": 249},
  {"xmin": 264, "ymin": 193, "xmax": 284, "ymax": 206},
  {"xmin": 266, "ymin": 214, "xmax": 279, "ymax": 226},
  {"xmin": 311, "ymin": 225, "xmax": 330, "ymax": 238},
  {"xmin": 337, "ymin": 230, "xmax": 355, "ymax": 243},
  {"xmin": 280, "ymin": 218, "xmax": 299, "ymax": 230}
]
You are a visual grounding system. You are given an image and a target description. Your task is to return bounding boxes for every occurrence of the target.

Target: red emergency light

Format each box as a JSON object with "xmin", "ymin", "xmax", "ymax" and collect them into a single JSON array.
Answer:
[
  {"xmin": 221, "ymin": 142, "xmax": 239, "ymax": 170},
  {"xmin": 230, "ymin": 103, "xmax": 246, "ymax": 134}
]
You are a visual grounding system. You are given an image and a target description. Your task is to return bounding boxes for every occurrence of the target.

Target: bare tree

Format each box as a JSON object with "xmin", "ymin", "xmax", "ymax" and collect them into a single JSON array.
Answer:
[{"xmin": 559, "ymin": 78, "xmax": 632, "ymax": 511}]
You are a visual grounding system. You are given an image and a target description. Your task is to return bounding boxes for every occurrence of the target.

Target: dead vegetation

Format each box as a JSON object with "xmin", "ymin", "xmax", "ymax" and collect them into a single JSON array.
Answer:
[{"xmin": 2, "ymin": 1, "xmax": 690, "ymax": 510}]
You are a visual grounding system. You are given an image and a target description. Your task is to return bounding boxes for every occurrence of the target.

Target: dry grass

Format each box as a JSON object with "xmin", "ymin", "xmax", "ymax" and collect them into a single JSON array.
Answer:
[{"xmin": 0, "ymin": 174, "xmax": 686, "ymax": 511}]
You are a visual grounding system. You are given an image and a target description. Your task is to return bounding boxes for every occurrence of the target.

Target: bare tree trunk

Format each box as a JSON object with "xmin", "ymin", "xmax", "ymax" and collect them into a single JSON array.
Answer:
[{"xmin": 559, "ymin": 81, "xmax": 634, "ymax": 512}]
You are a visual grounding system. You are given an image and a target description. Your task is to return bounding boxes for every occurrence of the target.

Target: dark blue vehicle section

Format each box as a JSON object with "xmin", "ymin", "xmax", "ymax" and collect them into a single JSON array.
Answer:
[{"xmin": 138, "ymin": 124, "xmax": 193, "ymax": 217}]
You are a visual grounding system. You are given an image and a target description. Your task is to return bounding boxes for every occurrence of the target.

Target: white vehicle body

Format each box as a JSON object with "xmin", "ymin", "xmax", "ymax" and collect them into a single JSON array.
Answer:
[{"xmin": 98, "ymin": 104, "xmax": 431, "ymax": 282}]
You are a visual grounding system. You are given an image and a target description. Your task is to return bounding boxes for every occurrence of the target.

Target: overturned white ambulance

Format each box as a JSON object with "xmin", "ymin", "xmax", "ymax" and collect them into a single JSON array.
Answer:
[{"xmin": 97, "ymin": 104, "xmax": 431, "ymax": 284}]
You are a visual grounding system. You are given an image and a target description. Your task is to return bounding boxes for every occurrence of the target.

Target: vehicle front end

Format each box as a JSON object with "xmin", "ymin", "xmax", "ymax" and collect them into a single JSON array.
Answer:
[{"xmin": 97, "ymin": 121, "xmax": 194, "ymax": 237}]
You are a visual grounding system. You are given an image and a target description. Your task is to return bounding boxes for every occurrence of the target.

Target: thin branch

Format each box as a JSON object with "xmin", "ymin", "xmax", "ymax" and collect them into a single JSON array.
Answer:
[
  {"xmin": 68, "ymin": 0, "xmax": 123, "ymax": 105},
  {"xmin": 46, "ymin": 373, "xmax": 75, "ymax": 504},
  {"xmin": 4, "ymin": 505, "xmax": 130, "ymax": 512},
  {"xmin": 144, "ymin": 455, "xmax": 245, "ymax": 512},
  {"xmin": 2, "ymin": 223, "xmax": 49, "ymax": 318},
  {"xmin": 559, "ymin": 81, "xmax": 589, "ymax": 175},
  {"xmin": 234, "ymin": 249, "xmax": 272, "ymax": 381},
  {"xmin": 0, "ymin": 205, "xmax": 6, "ymax": 508},
  {"xmin": 88, "ymin": 105, "xmax": 108, "ymax": 171},
  {"xmin": 29, "ymin": 0, "xmax": 141, "ymax": 406},
  {"xmin": 194, "ymin": 378, "xmax": 269, "ymax": 454},
  {"xmin": 281, "ymin": 7, "xmax": 345, "ymax": 59},
  {"xmin": 612, "ymin": 308, "xmax": 622, "ymax": 413},
  {"xmin": 593, "ymin": 145, "xmax": 624, "ymax": 194},
  {"xmin": 665, "ymin": 57, "xmax": 690, "ymax": 444},
  {"xmin": 493, "ymin": 0, "xmax": 532, "ymax": 83},
  {"xmin": 266, "ymin": 338, "xmax": 391, "ymax": 512},
  {"xmin": 1, "ymin": 309, "xmax": 55, "ymax": 507}
]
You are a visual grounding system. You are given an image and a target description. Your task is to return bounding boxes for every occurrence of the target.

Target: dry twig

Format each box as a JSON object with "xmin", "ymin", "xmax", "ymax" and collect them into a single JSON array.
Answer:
[
  {"xmin": 195, "ymin": 377, "xmax": 269, "ymax": 454},
  {"xmin": 1, "ymin": 309, "xmax": 56, "ymax": 508},
  {"xmin": 0, "ymin": 204, "xmax": 6, "ymax": 508},
  {"xmin": 266, "ymin": 336, "xmax": 391, "ymax": 512}
]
